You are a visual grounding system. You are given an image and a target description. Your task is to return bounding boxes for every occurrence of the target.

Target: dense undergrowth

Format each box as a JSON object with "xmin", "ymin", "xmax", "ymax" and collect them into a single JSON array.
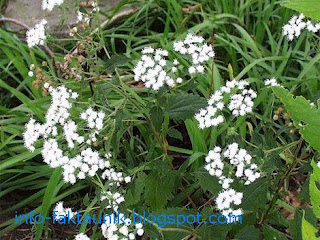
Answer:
[{"xmin": 0, "ymin": 0, "xmax": 320, "ymax": 239}]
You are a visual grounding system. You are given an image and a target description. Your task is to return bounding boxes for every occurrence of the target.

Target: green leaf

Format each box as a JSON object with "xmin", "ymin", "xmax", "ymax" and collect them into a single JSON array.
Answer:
[
  {"xmin": 150, "ymin": 106, "xmax": 164, "ymax": 131},
  {"xmin": 301, "ymin": 212, "xmax": 319, "ymax": 240},
  {"xmin": 100, "ymin": 55, "xmax": 131, "ymax": 73},
  {"xmin": 196, "ymin": 170, "xmax": 221, "ymax": 195},
  {"xmin": 168, "ymin": 128, "xmax": 183, "ymax": 141},
  {"xmin": 162, "ymin": 93, "xmax": 206, "ymax": 121},
  {"xmin": 272, "ymin": 87, "xmax": 320, "ymax": 151},
  {"xmin": 242, "ymin": 178, "xmax": 269, "ymax": 211},
  {"xmin": 310, "ymin": 161, "xmax": 320, "ymax": 218},
  {"xmin": 198, "ymin": 225, "xmax": 230, "ymax": 240},
  {"xmin": 235, "ymin": 226, "xmax": 261, "ymax": 240},
  {"xmin": 125, "ymin": 172, "xmax": 146, "ymax": 206},
  {"xmin": 281, "ymin": 0, "xmax": 320, "ymax": 21},
  {"xmin": 145, "ymin": 172, "xmax": 175, "ymax": 209},
  {"xmin": 35, "ymin": 168, "xmax": 62, "ymax": 240},
  {"xmin": 263, "ymin": 226, "xmax": 288, "ymax": 240}
]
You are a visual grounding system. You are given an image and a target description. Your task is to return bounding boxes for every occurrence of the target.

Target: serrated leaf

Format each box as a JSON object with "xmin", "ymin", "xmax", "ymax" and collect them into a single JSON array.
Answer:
[
  {"xmin": 150, "ymin": 106, "xmax": 164, "ymax": 131},
  {"xmin": 145, "ymin": 172, "xmax": 175, "ymax": 209},
  {"xmin": 242, "ymin": 178, "xmax": 269, "ymax": 211},
  {"xmin": 310, "ymin": 161, "xmax": 320, "ymax": 218},
  {"xmin": 263, "ymin": 226, "xmax": 287, "ymax": 240},
  {"xmin": 302, "ymin": 212, "xmax": 319, "ymax": 240},
  {"xmin": 163, "ymin": 94, "xmax": 206, "ymax": 121},
  {"xmin": 272, "ymin": 87, "xmax": 320, "ymax": 151},
  {"xmin": 235, "ymin": 226, "xmax": 261, "ymax": 240},
  {"xmin": 105, "ymin": 55, "xmax": 131, "ymax": 72},
  {"xmin": 196, "ymin": 170, "xmax": 221, "ymax": 195},
  {"xmin": 198, "ymin": 225, "xmax": 230, "ymax": 240},
  {"xmin": 125, "ymin": 172, "xmax": 146, "ymax": 206},
  {"xmin": 281, "ymin": 0, "xmax": 320, "ymax": 21}
]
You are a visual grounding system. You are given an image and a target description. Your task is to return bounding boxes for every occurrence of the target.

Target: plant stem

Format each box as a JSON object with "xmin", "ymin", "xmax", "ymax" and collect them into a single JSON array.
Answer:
[{"xmin": 259, "ymin": 139, "xmax": 303, "ymax": 224}]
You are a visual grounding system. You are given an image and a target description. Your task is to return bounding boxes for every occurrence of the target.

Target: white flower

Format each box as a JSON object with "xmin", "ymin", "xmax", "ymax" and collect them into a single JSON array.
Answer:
[
  {"xmin": 77, "ymin": 11, "xmax": 90, "ymax": 24},
  {"xmin": 42, "ymin": 0, "xmax": 64, "ymax": 11},
  {"xmin": 26, "ymin": 20, "xmax": 47, "ymax": 48},
  {"xmin": 204, "ymin": 143, "xmax": 261, "ymax": 215},
  {"xmin": 53, "ymin": 201, "xmax": 75, "ymax": 220},
  {"xmin": 173, "ymin": 33, "xmax": 214, "ymax": 75},
  {"xmin": 74, "ymin": 233, "xmax": 90, "ymax": 240},
  {"xmin": 101, "ymin": 213, "xmax": 143, "ymax": 239},
  {"xmin": 134, "ymin": 48, "xmax": 180, "ymax": 90},
  {"xmin": 80, "ymin": 108, "xmax": 105, "ymax": 130},
  {"xmin": 28, "ymin": 71, "xmax": 34, "ymax": 77},
  {"xmin": 101, "ymin": 191, "xmax": 125, "ymax": 211},
  {"xmin": 283, "ymin": 14, "xmax": 320, "ymax": 40},
  {"xmin": 195, "ymin": 79, "xmax": 256, "ymax": 129},
  {"xmin": 23, "ymin": 85, "xmax": 112, "ymax": 184},
  {"xmin": 264, "ymin": 78, "xmax": 280, "ymax": 87}
]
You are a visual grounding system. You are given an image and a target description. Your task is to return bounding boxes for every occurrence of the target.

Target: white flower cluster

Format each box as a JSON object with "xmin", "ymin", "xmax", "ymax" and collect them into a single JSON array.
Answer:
[
  {"xmin": 23, "ymin": 85, "xmax": 77, "ymax": 152},
  {"xmin": 134, "ymin": 34, "xmax": 214, "ymax": 91},
  {"xmin": 283, "ymin": 14, "xmax": 320, "ymax": 41},
  {"xmin": 53, "ymin": 201, "xmax": 75, "ymax": 220},
  {"xmin": 216, "ymin": 189, "xmax": 243, "ymax": 217},
  {"xmin": 62, "ymin": 148, "xmax": 111, "ymax": 184},
  {"xmin": 195, "ymin": 80, "xmax": 256, "ymax": 129},
  {"xmin": 173, "ymin": 33, "xmax": 214, "ymax": 74},
  {"xmin": 41, "ymin": 138, "xmax": 111, "ymax": 184},
  {"xmin": 101, "ymin": 166, "xmax": 131, "ymax": 187},
  {"xmin": 223, "ymin": 143, "xmax": 260, "ymax": 185},
  {"xmin": 26, "ymin": 19, "xmax": 47, "ymax": 48},
  {"xmin": 133, "ymin": 48, "xmax": 180, "ymax": 90},
  {"xmin": 23, "ymin": 85, "xmax": 114, "ymax": 184},
  {"xmin": 101, "ymin": 191, "xmax": 125, "ymax": 211},
  {"xmin": 204, "ymin": 143, "xmax": 261, "ymax": 216},
  {"xmin": 80, "ymin": 108, "xmax": 105, "ymax": 130},
  {"xmin": 101, "ymin": 216, "xmax": 144, "ymax": 240},
  {"xmin": 42, "ymin": 0, "xmax": 64, "ymax": 11},
  {"xmin": 63, "ymin": 120, "xmax": 84, "ymax": 148},
  {"xmin": 264, "ymin": 78, "xmax": 280, "ymax": 87},
  {"xmin": 76, "ymin": 1, "xmax": 99, "ymax": 25},
  {"xmin": 74, "ymin": 233, "xmax": 90, "ymax": 240}
]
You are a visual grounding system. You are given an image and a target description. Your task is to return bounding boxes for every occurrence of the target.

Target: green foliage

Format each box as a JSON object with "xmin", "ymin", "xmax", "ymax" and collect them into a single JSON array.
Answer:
[
  {"xmin": 310, "ymin": 161, "xmax": 320, "ymax": 218},
  {"xmin": 281, "ymin": 0, "xmax": 320, "ymax": 20},
  {"xmin": 144, "ymin": 171, "xmax": 176, "ymax": 210},
  {"xmin": 162, "ymin": 93, "xmax": 206, "ymax": 121},
  {"xmin": 301, "ymin": 213, "xmax": 319, "ymax": 240},
  {"xmin": 272, "ymin": 87, "xmax": 320, "ymax": 151},
  {"xmin": 1, "ymin": 0, "xmax": 320, "ymax": 239}
]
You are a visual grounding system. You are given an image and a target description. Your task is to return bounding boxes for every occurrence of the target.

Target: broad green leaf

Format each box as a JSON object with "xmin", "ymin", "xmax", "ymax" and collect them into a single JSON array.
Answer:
[
  {"xmin": 281, "ymin": 0, "xmax": 320, "ymax": 21},
  {"xmin": 263, "ymin": 226, "xmax": 287, "ymax": 240},
  {"xmin": 105, "ymin": 55, "xmax": 131, "ymax": 72},
  {"xmin": 162, "ymin": 93, "xmax": 206, "ymax": 121},
  {"xmin": 235, "ymin": 226, "xmax": 261, "ymax": 240},
  {"xmin": 272, "ymin": 87, "xmax": 320, "ymax": 151},
  {"xmin": 145, "ymin": 172, "xmax": 175, "ymax": 209},
  {"xmin": 301, "ymin": 213, "xmax": 319, "ymax": 240},
  {"xmin": 242, "ymin": 178, "xmax": 269, "ymax": 211},
  {"xmin": 310, "ymin": 161, "xmax": 320, "ymax": 218},
  {"xmin": 196, "ymin": 170, "xmax": 221, "ymax": 195}
]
